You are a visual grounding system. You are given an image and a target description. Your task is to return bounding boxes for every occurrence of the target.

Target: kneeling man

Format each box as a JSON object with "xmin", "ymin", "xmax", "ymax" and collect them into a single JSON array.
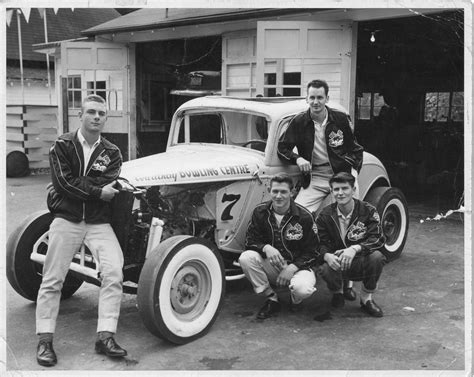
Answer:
[
  {"xmin": 316, "ymin": 172, "xmax": 386, "ymax": 317},
  {"xmin": 239, "ymin": 173, "xmax": 319, "ymax": 319}
]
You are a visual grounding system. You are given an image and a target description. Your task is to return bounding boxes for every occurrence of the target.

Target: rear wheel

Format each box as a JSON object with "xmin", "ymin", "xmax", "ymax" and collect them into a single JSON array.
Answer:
[
  {"xmin": 137, "ymin": 236, "xmax": 225, "ymax": 344},
  {"xmin": 6, "ymin": 211, "xmax": 83, "ymax": 301},
  {"xmin": 365, "ymin": 187, "xmax": 409, "ymax": 261}
]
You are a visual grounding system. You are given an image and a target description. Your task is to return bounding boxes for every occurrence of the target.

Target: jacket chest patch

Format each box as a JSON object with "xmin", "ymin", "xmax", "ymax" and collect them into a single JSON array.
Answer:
[
  {"xmin": 347, "ymin": 221, "xmax": 367, "ymax": 241},
  {"xmin": 91, "ymin": 153, "xmax": 110, "ymax": 172},
  {"xmin": 285, "ymin": 223, "xmax": 303, "ymax": 241},
  {"xmin": 329, "ymin": 130, "xmax": 344, "ymax": 147}
]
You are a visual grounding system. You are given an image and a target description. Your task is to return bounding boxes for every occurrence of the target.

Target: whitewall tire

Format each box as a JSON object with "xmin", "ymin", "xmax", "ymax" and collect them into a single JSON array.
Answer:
[{"xmin": 137, "ymin": 236, "xmax": 225, "ymax": 344}]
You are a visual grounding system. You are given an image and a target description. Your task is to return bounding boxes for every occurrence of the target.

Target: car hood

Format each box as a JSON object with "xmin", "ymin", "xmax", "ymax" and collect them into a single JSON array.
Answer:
[{"xmin": 121, "ymin": 145, "xmax": 264, "ymax": 187}]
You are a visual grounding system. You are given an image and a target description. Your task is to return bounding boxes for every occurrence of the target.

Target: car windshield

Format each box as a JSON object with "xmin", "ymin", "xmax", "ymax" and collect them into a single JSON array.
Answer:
[{"xmin": 173, "ymin": 110, "xmax": 269, "ymax": 151}]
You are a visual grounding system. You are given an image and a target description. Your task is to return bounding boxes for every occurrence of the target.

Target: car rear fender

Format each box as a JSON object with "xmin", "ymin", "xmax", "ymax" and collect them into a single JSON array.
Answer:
[{"xmin": 359, "ymin": 152, "xmax": 391, "ymax": 200}]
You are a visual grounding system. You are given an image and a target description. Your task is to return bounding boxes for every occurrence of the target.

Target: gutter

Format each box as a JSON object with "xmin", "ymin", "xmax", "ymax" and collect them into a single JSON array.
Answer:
[{"xmin": 32, "ymin": 37, "xmax": 91, "ymax": 54}]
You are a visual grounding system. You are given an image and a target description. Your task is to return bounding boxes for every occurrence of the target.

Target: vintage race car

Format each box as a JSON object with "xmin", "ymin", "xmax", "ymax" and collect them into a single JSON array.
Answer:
[{"xmin": 7, "ymin": 96, "xmax": 408, "ymax": 345}]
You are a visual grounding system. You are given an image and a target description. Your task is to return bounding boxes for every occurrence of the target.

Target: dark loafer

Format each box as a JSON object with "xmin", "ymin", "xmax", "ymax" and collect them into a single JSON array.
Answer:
[
  {"xmin": 289, "ymin": 302, "xmax": 304, "ymax": 313},
  {"xmin": 37, "ymin": 340, "xmax": 57, "ymax": 367},
  {"xmin": 343, "ymin": 287, "xmax": 357, "ymax": 301},
  {"xmin": 95, "ymin": 337, "xmax": 127, "ymax": 357},
  {"xmin": 257, "ymin": 299, "xmax": 281, "ymax": 319},
  {"xmin": 331, "ymin": 293, "xmax": 345, "ymax": 308},
  {"xmin": 360, "ymin": 300, "xmax": 384, "ymax": 317}
]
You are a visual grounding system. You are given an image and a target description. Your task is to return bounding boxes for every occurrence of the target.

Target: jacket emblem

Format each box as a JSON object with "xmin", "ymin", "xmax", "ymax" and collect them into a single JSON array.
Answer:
[
  {"xmin": 312, "ymin": 223, "xmax": 318, "ymax": 235},
  {"xmin": 285, "ymin": 223, "xmax": 303, "ymax": 241},
  {"xmin": 329, "ymin": 130, "xmax": 344, "ymax": 147},
  {"xmin": 347, "ymin": 221, "xmax": 367, "ymax": 241},
  {"xmin": 91, "ymin": 153, "xmax": 111, "ymax": 172}
]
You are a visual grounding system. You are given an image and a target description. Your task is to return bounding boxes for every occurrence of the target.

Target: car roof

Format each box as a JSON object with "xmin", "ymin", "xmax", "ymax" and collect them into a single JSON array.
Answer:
[{"xmin": 176, "ymin": 96, "xmax": 348, "ymax": 120}]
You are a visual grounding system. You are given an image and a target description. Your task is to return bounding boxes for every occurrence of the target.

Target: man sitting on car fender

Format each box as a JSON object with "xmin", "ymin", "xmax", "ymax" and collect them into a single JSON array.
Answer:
[
  {"xmin": 239, "ymin": 173, "xmax": 319, "ymax": 319},
  {"xmin": 35, "ymin": 95, "xmax": 127, "ymax": 367},
  {"xmin": 277, "ymin": 79, "xmax": 363, "ymax": 214},
  {"xmin": 316, "ymin": 172, "xmax": 386, "ymax": 317}
]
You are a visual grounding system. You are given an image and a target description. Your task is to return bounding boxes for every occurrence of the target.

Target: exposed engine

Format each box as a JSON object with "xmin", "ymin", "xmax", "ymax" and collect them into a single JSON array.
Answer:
[
  {"xmin": 113, "ymin": 183, "xmax": 223, "ymax": 268},
  {"xmin": 144, "ymin": 185, "xmax": 218, "ymax": 240}
]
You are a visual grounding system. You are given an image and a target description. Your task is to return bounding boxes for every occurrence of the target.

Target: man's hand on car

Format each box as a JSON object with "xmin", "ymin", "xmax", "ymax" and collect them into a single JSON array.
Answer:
[
  {"xmin": 296, "ymin": 157, "xmax": 312, "ymax": 172},
  {"xmin": 100, "ymin": 181, "xmax": 119, "ymax": 201}
]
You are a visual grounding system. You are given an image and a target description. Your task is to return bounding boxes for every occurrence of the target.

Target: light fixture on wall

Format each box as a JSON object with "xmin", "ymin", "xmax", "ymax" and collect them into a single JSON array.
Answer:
[{"xmin": 369, "ymin": 29, "xmax": 382, "ymax": 43}]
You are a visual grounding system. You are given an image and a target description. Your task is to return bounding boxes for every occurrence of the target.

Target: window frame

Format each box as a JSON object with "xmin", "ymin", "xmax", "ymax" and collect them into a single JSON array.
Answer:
[
  {"xmin": 356, "ymin": 91, "xmax": 384, "ymax": 121},
  {"xmin": 423, "ymin": 91, "xmax": 464, "ymax": 123},
  {"xmin": 66, "ymin": 70, "xmax": 123, "ymax": 114},
  {"xmin": 263, "ymin": 58, "xmax": 302, "ymax": 97}
]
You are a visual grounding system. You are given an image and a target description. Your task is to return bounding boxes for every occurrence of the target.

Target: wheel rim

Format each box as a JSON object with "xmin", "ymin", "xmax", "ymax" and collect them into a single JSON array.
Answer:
[
  {"xmin": 155, "ymin": 242, "xmax": 223, "ymax": 338},
  {"xmin": 170, "ymin": 260, "xmax": 211, "ymax": 319},
  {"xmin": 382, "ymin": 198, "xmax": 407, "ymax": 253}
]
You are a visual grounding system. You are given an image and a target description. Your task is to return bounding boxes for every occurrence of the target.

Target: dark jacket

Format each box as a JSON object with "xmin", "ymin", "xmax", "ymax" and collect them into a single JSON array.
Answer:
[
  {"xmin": 245, "ymin": 199, "xmax": 320, "ymax": 270},
  {"xmin": 315, "ymin": 199, "xmax": 385, "ymax": 264},
  {"xmin": 277, "ymin": 106, "xmax": 363, "ymax": 187},
  {"xmin": 47, "ymin": 130, "xmax": 122, "ymax": 224}
]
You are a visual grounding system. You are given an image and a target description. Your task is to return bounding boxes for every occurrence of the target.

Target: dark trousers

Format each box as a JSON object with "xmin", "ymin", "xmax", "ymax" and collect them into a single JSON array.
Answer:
[{"xmin": 321, "ymin": 250, "xmax": 386, "ymax": 293}]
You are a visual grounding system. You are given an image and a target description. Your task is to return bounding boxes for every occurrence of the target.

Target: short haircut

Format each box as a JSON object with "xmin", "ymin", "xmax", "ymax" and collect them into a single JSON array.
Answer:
[
  {"xmin": 307, "ymin": 79, "xmax": 329, "ymax": 96},
  {"xmin": 82, "ymin": 94, "xmax": 106, "ymax": 111},
  {"xmin": 270, "ymin": 173, "xmax": 294, "ymax": 190},
  {"xmin": 329, "ymin": 172, "xmax": 356, "ymax": 188}
]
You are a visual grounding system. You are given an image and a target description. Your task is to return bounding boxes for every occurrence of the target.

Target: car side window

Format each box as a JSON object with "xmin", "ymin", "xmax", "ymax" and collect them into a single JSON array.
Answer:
[{"xmin": 177, "ymin": 114, "xmax": 223, "ymax": 144}]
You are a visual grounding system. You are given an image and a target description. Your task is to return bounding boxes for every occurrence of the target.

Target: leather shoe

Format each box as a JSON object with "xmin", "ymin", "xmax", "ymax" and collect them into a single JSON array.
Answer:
[
  {"xmin": 37, "ymin": 340, "xmax": 57, "ymax": 367},
  {"xmin": 257, "ymin": 299, "xmax": 281, "ymax": 319},
  {"xmin": 95, "ymin": 337, "xmax": 127, "ymax": 357},
  {"xmin": 343, "ymin": 287, "xmax": 357, "ymax": 301},
  {"xmin": 331, "ymin": 293, "xmax": 345, "ymax": 308},
  {"xmin": 360, "ymin": 299, "xmax": 384, "ymax": 317},
  {"xmin": 289, "ymin": 301, "xmax": 304, "ymax": 313}
]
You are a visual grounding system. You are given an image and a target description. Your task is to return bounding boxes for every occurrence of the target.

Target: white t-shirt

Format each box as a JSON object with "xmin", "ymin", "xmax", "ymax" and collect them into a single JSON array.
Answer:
[
  {"xmin": 311, "ymin": 110, "xmax": 330, "ymax": 166},
  {"xmin": 77, "ymin": 130, "xmax": 101, "ymax": 175},
  {"xmin": 273, "ymin": 212, "xmax": 284, "ymax": 227}
]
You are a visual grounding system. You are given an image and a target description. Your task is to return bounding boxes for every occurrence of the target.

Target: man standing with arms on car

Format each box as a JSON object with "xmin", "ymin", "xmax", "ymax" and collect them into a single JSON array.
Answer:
[
  {"xmin": 277, "ymin": 79, "xmax": 364, "ymax": 300},
  {"xmin": 35, "ymin": 94, "xmax": 127, "ymax": 367},
  {"xmin": 239, "ymin": 173, "xmax": 319, "ymax": 319},
  {"xmin": 316, "ymin": 172, "xmax": 386, "ymax": 317}
]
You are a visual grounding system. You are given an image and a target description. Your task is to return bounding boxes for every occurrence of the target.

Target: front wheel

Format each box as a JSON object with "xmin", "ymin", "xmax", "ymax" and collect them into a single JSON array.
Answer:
[
  {"xmin": 6, "ymin": 211, "xmax": 83, "ymax": 301},
  {"xmin": 137, "ymin": 236, "xmax": 225, "ymax": 344},
  {"xmin": 365, "ymin": 187, "xmax": 409, "ymax": 261}
]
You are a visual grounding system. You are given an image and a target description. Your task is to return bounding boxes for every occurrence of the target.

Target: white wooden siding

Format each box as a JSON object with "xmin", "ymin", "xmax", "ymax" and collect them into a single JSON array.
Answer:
[
  {"xmin": 222, "ymin": 30, "xmax": 257, "ymax": 97},
  {"xmin": 7, "ymin": 85, "xmax": 57, "ymax": 106},
  {"xmin": 6, "ymin": 105, "xmax": 59, "ymax": 169},
  {"xmin": 256, "ymin": 21, "xmax": 351, "ymax": 107}
]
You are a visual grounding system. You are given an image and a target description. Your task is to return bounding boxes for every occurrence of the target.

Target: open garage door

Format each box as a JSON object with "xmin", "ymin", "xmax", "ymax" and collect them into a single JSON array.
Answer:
[
  {"xmin": 255, "ymin": 21, "xmax": 353, "ymax": 110},
  {"xmin": 60, "ymin": 41, "xmax": 130, "ymax": 158}
]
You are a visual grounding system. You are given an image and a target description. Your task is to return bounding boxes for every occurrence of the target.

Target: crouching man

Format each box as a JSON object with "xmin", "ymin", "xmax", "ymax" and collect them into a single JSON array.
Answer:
[
  {"xmin": 239, "ymin": 173, "xmax": 319, "ymax": 320},
  {"xmin": 316, "ymin": 172, "xmax": 386, "ymax": 317}
]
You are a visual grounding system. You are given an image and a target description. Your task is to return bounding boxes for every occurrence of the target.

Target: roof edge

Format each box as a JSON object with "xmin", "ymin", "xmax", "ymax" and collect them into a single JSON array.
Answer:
[{"xmin": 81, "ymin": 8, "xmax": 327, "ymax": 36}]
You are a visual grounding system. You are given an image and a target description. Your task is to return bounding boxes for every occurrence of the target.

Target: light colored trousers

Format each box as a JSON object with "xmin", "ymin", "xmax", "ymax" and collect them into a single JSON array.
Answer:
[
  {"xmin": 296, "ymin": 166, "xmax": 359, "ymax": 213},
  {"xmin": 239, "ymin": 250, "xmax": 316, "ymax": 304},
  {"xmin": 36, "ymin": 217, "xmax": 124, "ymax": 334}
]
